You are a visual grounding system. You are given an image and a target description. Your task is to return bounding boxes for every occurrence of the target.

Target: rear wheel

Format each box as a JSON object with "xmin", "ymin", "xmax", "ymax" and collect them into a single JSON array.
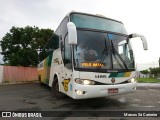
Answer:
[{"xmin": 52, "ymin": 77, "xmax": 64, "ymax": 98}]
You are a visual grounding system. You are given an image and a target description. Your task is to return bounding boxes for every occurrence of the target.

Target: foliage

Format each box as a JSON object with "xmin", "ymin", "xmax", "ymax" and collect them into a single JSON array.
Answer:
[
  {"xmin": 149, "ymin": 67, "xmax": 160, "ymax": 78},
  {"xmin": 141, "ymin": 67, "xmax": 160, "ymax": 78},
  {"xmin": 0, "ymin": 26, "xmax": 54, "ymax": 66},
  {"xmin": 140, "ymin": 69, "xmax": 149, "ymax": 75},
  {"xmin": 136, "ymin": 78, "xmax": 160, "ymax": 83},
  {"xmin": 38, "ymin": 34, "xmax": 59, "ymax": 61}
]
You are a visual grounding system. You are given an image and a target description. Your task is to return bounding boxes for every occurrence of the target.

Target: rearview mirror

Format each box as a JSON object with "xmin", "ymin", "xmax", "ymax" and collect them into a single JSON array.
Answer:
[
  {"xmin": 67, "ymin": 22, "xmax": 77, "ymax": 45},
  {"xmin": 128, "ymin": 33, "xmax": 148, "ymax": 50}
]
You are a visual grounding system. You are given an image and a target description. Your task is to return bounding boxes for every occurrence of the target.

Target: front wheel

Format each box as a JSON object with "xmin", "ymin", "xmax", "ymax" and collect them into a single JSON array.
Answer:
[{"xmin": 52, "ymin": 77, "xmax": 64, "ymax": 98}]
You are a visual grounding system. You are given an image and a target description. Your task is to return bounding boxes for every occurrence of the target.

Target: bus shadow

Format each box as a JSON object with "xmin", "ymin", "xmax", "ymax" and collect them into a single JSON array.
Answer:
[
  {"xmin": 40, "ymin": 83, "xmax": 128, "ymax": 110},
  {"xmin": 51, "ymin": 95, "xmax": 128, "ymax": 110}
]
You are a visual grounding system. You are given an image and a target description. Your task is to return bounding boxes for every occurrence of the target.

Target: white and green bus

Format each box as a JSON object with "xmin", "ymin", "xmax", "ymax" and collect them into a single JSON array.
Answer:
[{"xmin": 37, "ymin": 11, "xmax": 148, "ymax": 99}]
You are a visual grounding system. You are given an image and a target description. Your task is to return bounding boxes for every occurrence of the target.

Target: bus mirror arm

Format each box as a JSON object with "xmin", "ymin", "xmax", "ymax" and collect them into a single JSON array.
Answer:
[
  {"xmin": 127, "ymin": 33, "xmax": 148, "ymax": 50},
  {"xmin": 67, "ymin": 22, "xmax": 77, "ymax": 45}
]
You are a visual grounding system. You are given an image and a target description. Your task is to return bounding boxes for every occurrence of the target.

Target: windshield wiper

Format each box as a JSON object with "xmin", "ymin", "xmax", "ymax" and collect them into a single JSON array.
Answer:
[
  {"xmin": 96, "ymin": 39, "xmax": 108, "ymax": 69},
  {"xmin": 111, "ymin": 41, "xmax": 128, "ymax": 70}
]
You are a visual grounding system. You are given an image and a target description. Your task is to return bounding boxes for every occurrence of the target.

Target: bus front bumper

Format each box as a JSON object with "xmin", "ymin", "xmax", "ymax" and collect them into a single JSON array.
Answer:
[{"xmin": 72, "ymin": 82, "xmax": 137, "ymax": 99}]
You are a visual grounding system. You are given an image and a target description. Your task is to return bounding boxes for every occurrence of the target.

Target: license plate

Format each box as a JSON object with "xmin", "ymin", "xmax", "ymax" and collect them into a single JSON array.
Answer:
[{"xmin": 108, "ymin": 88, "xmax": 118, "ymax": 94}]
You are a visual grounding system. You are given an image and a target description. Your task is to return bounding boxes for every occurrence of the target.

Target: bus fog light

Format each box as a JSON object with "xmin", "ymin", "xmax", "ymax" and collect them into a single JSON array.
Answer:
[{"xmin": 76, "ymin": 90, "xmax": 83, "ymax": 95}]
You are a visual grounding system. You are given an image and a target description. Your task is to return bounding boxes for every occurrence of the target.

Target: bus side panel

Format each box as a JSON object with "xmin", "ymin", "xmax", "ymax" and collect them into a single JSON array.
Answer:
[
  {"xmin": 49, "ymin": 49, "xmax": 63, "ymax": 88},
  {"xmin": 37, "ymin": 54, "xmax": 53, "ymax": 85}
]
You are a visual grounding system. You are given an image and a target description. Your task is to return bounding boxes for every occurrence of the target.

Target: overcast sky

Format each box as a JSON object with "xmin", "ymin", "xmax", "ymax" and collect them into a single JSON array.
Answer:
[{"xmin": 0, "ymin": 0, "xmax": 159, "ymax": 70}]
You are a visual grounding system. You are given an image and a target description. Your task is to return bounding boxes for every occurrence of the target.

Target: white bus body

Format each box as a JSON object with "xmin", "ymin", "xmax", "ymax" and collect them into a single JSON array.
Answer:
[{"xmin": 37, "ymin": 11, "xmax": 147, "ymax": 99}]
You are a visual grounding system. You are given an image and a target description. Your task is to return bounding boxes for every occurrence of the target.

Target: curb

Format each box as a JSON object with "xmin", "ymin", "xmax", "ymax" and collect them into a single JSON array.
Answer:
[
  {"xmin": 137, "ymin": 83, "xmax": 160, "ymax": 87},
  {"xmin": 0, "ymin": 80, "xmax": 39, "ymax": 85}
]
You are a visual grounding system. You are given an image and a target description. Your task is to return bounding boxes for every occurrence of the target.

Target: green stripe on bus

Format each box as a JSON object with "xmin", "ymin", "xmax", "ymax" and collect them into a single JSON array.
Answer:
[
  {"xmin": 117, "ymin": 72, "xmax": 125, "ymax": 77},
  {"xmin": 109, "ymin": 73, "xmax": 118, "ymax": 77},
  {"xmin": 109, "ymin": 72, "xmax": 131, "ymax": 78}
]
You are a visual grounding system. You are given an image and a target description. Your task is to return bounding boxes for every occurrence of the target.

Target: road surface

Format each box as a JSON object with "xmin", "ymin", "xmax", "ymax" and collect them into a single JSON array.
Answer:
[{"xmin": 0, "ymin": 82, "xmax": 159, "ymax": 120}]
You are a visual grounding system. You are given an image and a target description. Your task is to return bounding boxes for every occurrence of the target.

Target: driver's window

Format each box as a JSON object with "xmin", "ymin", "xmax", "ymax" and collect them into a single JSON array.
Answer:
[
  {"xmin": 64, "ymin": 35, "xmax": 72, "ymax": 69},
  {"xmin": 118, "ymin": 43, "xmax": 132, "ymax": 62},
  {"xmin": 118, "ymin": 45, "xmax": 123, "ymax": 54}
]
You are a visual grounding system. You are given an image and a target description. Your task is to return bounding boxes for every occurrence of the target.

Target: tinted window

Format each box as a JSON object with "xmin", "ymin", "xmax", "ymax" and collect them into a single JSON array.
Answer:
[
  {"xmin": 71, "ymin": 13, "xmax": 127, "ymax": 34},
  {"xmin": 60, "ymin": 17, "xmax": 69, "ymax": 41}
]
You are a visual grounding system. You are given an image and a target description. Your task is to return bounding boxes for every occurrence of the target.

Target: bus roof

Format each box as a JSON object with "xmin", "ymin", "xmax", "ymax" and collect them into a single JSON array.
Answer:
[
  {"xmin": 55, "ymin": 11, "xmax": 124, "ymax": 33},
  {"xmin": 68, "ymin": 11, "xmax": 123, "ymax": 24}
]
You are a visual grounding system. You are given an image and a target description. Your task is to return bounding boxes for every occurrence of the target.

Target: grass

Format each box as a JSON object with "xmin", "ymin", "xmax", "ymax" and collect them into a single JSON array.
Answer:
[{"xmin": 136, "ymin": 78, "xmax": 160, "ymax": 83}]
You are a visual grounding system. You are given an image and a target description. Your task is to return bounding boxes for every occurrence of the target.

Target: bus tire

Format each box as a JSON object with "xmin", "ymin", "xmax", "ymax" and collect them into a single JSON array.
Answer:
[{"xmin": 52, "ymin": 77, "xmax": 64, "ymax": 98}]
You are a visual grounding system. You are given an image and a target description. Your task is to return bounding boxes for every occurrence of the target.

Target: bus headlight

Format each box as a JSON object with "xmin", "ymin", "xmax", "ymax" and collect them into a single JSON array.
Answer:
[
  {"xmin": 128, "ymin": 78, "xmax": 136, "ymax": 83},
  {"xmin": 75, "ymin": 79, "xmax": 95, "ymax": 85}
]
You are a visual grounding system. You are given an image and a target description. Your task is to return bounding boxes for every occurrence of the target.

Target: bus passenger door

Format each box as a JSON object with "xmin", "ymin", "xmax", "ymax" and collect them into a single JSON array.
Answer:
[{"xmin": 61, "ymin": 36, "xmax": 73, "ymax": 94}]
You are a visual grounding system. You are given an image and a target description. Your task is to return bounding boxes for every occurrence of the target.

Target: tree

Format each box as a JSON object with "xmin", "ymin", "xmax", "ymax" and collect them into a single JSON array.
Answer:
[
  {"xmin": 149, "ymin": 67, "xmax": 160, "ymax": 78},
  {"xmin": 38, "ymin": 34, "xmax": 59, "ymax": 61},
  {"xmin": 0, "ymin": 26, "xmax": 53, "ymax": 67},
  {"xmin": 140, "ymin": 69, "xmax": 149, "ymax": 75}
]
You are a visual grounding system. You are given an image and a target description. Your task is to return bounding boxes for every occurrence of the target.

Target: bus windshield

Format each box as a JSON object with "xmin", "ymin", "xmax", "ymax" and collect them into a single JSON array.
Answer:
[
  {"xmin": 70, "ymin": 13, "xmax": 127, "ymax": 34},
  {"xmin": 74, "ymin": 30, "xmax": 135, "ymax": 71}
]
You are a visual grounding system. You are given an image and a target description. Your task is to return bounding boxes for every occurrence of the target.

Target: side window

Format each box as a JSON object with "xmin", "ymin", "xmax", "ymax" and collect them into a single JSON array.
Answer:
[
  {"xmin": 60, "ymin": 17, "xmax": 69, "ymax": 64},
  {"xmin": 61, "ymin": 17, "xmax": 69, "ymax": 42},
  {"xmin": 64, "ymin": 35, "xmax": 72, "ymax": 69},
  {"xmin": 61, "ymin": 41, "xmax": 65, "ymax": 61}
]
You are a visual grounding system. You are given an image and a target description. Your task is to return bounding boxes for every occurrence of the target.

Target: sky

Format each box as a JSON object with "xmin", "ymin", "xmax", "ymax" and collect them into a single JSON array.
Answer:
[{"xmin": 0, "ymin": 0, "xmax": 159, "ymax": 70}]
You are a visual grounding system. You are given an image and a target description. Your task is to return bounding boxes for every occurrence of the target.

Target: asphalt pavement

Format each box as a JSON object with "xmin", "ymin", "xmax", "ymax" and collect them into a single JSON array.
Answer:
[{"xmin": 0, "ymin": 82, "xmax": 159, "ymax": 120}]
